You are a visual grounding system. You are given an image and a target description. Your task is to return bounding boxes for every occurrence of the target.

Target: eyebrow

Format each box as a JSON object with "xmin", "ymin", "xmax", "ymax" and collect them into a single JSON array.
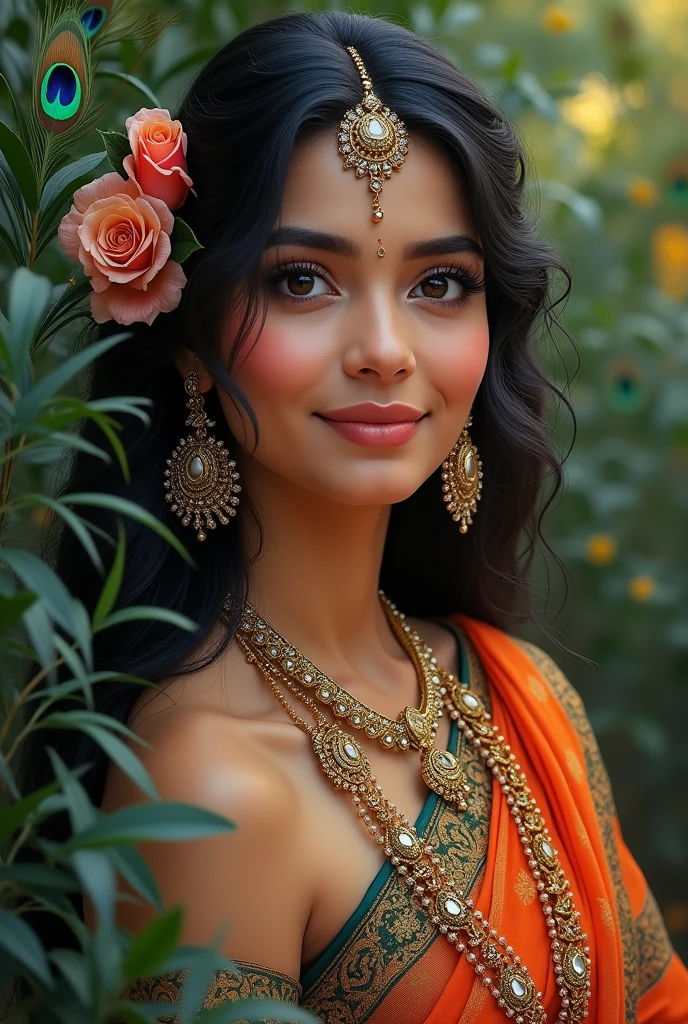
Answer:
[{"xmin": 265, "ymin": 227, "xmax": 484, "ymax": 261}]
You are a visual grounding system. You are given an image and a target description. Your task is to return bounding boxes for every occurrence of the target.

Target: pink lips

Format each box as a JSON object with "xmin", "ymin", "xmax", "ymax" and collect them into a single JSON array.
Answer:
[{"xmin": 316, "ymin": 402, "xmax": 425, "ymax": 447}]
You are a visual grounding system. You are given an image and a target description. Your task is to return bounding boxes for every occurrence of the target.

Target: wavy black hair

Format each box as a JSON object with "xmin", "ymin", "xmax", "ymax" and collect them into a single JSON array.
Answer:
[{"xmin": 18, "ymin": 9, "xmax": 577, "ymax": 954}]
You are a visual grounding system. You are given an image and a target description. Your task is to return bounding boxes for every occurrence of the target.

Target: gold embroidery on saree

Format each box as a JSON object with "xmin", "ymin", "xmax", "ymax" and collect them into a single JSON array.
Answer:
[
  {"xmin": 635, "ymin": 889, "xmax": 674, "ymax": 996},
  {"xmin": 119, "ymin": 963, "xmax": 302, "ymax": 1024},
  {"xmin": 301, "ymin": 626, "xmax": 493, "ymax": 1024},
  {"xmin": 515, "ymin": 867, "xmax": 537, "ymax": 906},
  {"xmin": 509, "ymin": 637, "xmax": 639, "ymax": 1024}
]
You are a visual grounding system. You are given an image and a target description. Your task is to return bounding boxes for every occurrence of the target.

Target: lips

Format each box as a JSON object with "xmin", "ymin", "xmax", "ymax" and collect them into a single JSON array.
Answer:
[{"xmin": 317, "ymin": 402, "xmax": 425, "ymax": 424}]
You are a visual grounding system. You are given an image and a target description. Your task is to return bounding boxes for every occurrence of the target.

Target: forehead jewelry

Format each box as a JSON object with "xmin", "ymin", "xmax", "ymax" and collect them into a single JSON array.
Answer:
[
  {"xmin": 377, "ymin": 238, "xmax": 386, "ymax": 257},
  {"xmin": 339, "ymin": 45, "xmax": 409, "ymax": 223}
]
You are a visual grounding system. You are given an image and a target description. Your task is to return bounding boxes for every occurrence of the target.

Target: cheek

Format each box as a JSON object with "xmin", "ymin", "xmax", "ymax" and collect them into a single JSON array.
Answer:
[
  {"xmin": 432, "ymin": 321, "xmax": 490, "ymax": 403},
  {"xmin": 230, "ymin": 321, "xmax": 327, "ymax": 405}
]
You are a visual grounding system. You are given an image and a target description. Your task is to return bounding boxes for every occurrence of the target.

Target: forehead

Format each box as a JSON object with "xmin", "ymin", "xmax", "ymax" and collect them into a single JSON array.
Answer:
[{"xmin": 277, "ymin": 130, "xmax": 478, "ymax": 241}]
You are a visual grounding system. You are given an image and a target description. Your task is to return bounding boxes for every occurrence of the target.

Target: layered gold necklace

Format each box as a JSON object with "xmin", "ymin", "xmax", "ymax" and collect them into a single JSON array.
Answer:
[
  {"xmin": 235, "ymin": 594, "xmax": 469, "ymax": 808},
  {"xmin": 227, "ymin": 595, "xmax": 591, "ymax": 1024}
]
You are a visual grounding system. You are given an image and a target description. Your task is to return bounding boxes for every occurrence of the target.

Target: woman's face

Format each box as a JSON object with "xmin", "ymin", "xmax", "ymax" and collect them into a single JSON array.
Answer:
[{"xmin": 218, "ymin": 130, "xmax": 489, "ymax": 508}]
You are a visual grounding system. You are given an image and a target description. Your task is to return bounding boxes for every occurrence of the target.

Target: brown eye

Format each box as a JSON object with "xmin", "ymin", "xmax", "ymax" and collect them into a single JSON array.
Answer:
[
  {"xmin": 286, "ymin": 271, "xmax": 315, "ymax": 295},
  {"xmin": 421, "ymin": 275, "xmax": 449, "ymax": 298}
]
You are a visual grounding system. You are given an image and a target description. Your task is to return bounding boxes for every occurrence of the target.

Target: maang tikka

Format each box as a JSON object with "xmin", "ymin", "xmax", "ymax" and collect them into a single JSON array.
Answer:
[
  {"xmin": 339, "ymin": 45, "xmax": 409, "ymax": 222},
  {"xmin": 164, "ymin": 370, "xmax": 241, "ymax": 541},
  {"xmin": 441, "ymin": 412, "xmax": 483, "ymax": 533}
]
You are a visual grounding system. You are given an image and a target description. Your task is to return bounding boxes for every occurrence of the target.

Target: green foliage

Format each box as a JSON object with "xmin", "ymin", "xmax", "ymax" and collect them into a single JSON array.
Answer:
[
  {"xmin": 0, "ymin": 4, "xmax": 319, "ymax": 1021},
  {"xmin": 0, "ymin": 2, "xmax": 685, "ymax": 1021}
]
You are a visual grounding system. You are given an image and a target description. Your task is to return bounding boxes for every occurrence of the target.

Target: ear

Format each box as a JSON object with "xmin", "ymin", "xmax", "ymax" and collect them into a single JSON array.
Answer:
[{"xmin": 173, "ymin": 347, "xmax": 214, "ymax": 393}]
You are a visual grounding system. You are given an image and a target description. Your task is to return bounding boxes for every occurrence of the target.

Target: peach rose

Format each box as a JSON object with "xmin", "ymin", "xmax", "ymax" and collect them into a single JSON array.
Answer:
[
  {"xmin": 58, "ymin": 171, "xmax": 186, "ymax": 326},
  {"xmin": 122, "ymin": 107, "xmax": 193, "ymax": 211}
]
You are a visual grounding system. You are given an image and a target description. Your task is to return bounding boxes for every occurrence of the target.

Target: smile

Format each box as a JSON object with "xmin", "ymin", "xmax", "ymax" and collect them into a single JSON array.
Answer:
[{"xmin": 317, "ymin": 418, "xmax": 422, "ymax": 446}]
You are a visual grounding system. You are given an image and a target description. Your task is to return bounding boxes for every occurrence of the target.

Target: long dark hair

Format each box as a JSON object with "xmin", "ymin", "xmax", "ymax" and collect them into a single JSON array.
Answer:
[{"xmin": 19, "ymin": 9, "xmax": 576, "ymax": 949}]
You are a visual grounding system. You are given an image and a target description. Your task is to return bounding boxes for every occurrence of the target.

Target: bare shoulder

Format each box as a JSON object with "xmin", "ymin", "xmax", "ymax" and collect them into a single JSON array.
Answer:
[{"xmin": 98, "ymin": 689, "xmax": 312, "ymax": 980}]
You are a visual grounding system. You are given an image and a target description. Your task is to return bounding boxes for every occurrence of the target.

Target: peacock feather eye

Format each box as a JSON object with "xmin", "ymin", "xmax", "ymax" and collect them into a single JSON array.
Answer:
[
  {"xmin": 36, "ymin": 28, "xmax": 87, "ymax": 133},
  {"xmin": 604, "ymin": 357, "xmax": 648, "ymax": 414},
  {"xmin": 81, "ymin": 7, "xmax": 105, "ymax": 37},
  {"xmin": 80, "ymin": 0, "xmax": 112, "ymax": 39}
]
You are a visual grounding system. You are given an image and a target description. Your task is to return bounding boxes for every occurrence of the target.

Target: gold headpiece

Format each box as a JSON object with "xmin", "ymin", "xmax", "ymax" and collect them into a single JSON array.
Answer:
[{"xmin": 339, "ymin": 46, "xmax": 409, "ymax": 223}]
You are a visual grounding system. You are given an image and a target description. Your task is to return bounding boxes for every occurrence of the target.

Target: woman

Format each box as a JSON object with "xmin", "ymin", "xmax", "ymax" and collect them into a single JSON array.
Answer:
[{"xmin": 24, "ymin": 9, "xmax": 688, "ymax": 1023}]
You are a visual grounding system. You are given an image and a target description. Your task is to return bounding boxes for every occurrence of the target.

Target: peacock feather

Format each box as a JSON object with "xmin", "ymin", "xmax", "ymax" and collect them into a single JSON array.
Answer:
[
  {"xmin": 80, "ymin": 0, "xmax": 114, "ymax": 39},
  {"xmin": 27, "ymin": 0, "xmax": 169, "ymax": 193}
]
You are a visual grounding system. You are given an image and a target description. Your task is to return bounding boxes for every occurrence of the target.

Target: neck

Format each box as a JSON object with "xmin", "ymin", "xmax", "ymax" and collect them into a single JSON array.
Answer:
[{"xmin": 240, "ymin": 467, "xmax": 404, "ymax": 675}]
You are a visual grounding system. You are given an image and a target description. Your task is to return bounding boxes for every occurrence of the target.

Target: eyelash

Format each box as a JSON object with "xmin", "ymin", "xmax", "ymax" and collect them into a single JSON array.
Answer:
[{"xmin": 266, "ymin": 260, "xmax": 486, "ymax": 308}]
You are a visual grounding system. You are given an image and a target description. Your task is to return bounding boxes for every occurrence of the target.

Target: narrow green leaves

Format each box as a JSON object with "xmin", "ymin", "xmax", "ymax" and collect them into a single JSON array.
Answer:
[{"xmin": 0, "ymin": 118, "xmax": 38, "ymax": 211}]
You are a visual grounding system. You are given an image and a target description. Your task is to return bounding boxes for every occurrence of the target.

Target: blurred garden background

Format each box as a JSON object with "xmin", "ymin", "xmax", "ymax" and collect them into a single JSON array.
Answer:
[{"xmin": 1, "ymin": 0, "xmax": 686, "ymax": 971}]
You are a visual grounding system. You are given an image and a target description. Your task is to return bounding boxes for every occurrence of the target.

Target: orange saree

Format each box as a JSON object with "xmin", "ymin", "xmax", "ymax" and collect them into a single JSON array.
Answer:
[{"xmin": 419, "ymin": 614, "xmax": 688, "ymax": 1024}]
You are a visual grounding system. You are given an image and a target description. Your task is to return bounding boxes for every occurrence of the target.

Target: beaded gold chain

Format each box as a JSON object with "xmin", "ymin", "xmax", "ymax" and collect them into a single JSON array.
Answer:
[
  {"xmin": 234, "ymin": 597, "xmax": 470, "ymax": 808},
  {"xmin": 233, "ymin": 601, "xmax": 592, "ymax": 1023}
]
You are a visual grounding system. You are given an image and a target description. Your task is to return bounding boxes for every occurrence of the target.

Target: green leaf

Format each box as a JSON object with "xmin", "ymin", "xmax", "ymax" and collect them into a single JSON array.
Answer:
[
  {"xmin": 95, "ymin": 69, "xmax": 161, "ymax": 108},
  {"xmin": 170, "ymin": 217, "xmax": 204, "ymax": 265},
  {"xmin": 57, "ymin": 720, "xmax": 158, "ymax": 800},
  {"xmin": 0, "ymin": 864, "xmax": 79, "ymax": 892},
  {"xmin": 71, "ymin": 848, "xmax": 116, "ymax": 930},
  {"xmin": 60, "ymin": 802, "xmax": 235, "ymax": 853},
  {"xmin": 0, "ymin": 72, "xmax": 28, "ymax": 141},
  {"xmin": 97, "ymin": 130, "xmax": 131, "ymax": 180},
  {"xmin": 64, "ymin": 494, "xmax": 197, "ymax": 567},
  {"xmin": 0, "ymin": 749, "xmax": 20, "ymax": 799},
  {"xmin": 0, "ymin": 590, "xmax": 37, "ymax": 629},
  {"xmin": 0, "ymin": 117, "xmax": 38, "ymax": 211},
  {"xmin": 0, "ymin": 548, "xmax": 87, "ymax": 648},
  {"xmin": 122, "ymin": 906, "xmax": 184, "ymax": 980},
  {"xmin": 22, "ymin": 595, "xmax": 57, "ymax": 672},
  {"xmin": 0, "ymin": 779, "xmax": 61, "ymax": 846},
  {"xmin": 49, "ymin": 949, "xmax": 92, "ymax": 1007},
  {"xmin": 108, "ymin": 843, "xmax": 161, "ymax": 909},
  {"xmin": 93, "ymin": 521, "xmax": 125, "ymax": 627},
  {"xmin": 536, "ymin": 180, "xmax": 602, "ymax": 230},
  {"xmin": 14, "ymin": 332, "xmax": 130, "ymax": 425},
  {"xmin": 0, "ymin": 909, "xmax": 54, "ymax": 987},
  {"xmin": 96, "ymin": 606, "xmax": 200, "ymax": 635},
  {"xmin": 14, "ymin": 495, "xmax": 103, "ymax": 572},
  {"xmin": 39, "ymin": 151, "xmax": 107, "ymax": 213},
  {"xmin": 6, "ymin": 267, "xmax": 53, "ymax": 379}
]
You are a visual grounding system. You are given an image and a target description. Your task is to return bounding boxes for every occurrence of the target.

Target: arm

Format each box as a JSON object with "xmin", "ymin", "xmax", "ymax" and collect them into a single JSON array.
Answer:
[{"xmin": 91, "ymin": 706, "xmax": 312, "ymax": 1017}]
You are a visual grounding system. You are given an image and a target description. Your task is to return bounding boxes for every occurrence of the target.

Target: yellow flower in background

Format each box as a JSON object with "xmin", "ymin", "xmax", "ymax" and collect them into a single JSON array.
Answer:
[
  {"xmin": 652, "ymin": 223, "xmax": 688, "ymax": 300},
  {"xmin": 628, "ymin": 575, "xmax": 656, "ymax": 601},
  {"xmin": 541, "ymin": 6, "xmax": 577, "ymax": 33},
  {"xmin": 31, "ymin": 506, "xmax": 52, "ymax": 529},
  {"xmin": 586, "ymin": 534, "xmax": 617, "ymax": 565},
  {"xmin": 627, "ymin": 177, "xmax": 658, "ymax": 207},
  {"xmin": 561, "ymin": 73, "xmax": 620, "ymax": 145}
]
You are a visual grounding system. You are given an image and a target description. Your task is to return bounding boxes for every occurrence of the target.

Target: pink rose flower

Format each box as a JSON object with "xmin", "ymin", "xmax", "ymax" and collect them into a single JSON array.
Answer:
[
  {"xmin": 122, "ymin": 107, "xmax": 193, "ymax": 211},
  {"xmin": 58, "ymin": 171, "xmax": 186, "ymax": 326}
]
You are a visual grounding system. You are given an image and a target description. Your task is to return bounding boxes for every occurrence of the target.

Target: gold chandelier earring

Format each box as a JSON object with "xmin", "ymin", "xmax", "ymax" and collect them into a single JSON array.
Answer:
[
  {"xmin": 441, "ymin": 412, "xmax": 483, "ymax": 533},
  {"xmin": 163, "ymin": 369, "xmax": 242, "ymax": 542}
]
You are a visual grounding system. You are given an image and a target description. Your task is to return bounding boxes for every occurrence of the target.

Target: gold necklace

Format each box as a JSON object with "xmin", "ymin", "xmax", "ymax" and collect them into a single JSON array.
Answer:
[
  {"xmin": 234, "ymin": 594, "xmax": 469, "ymax": 809},
  {"xmin": 234, "ymin": 607, "xmax": 591, "ymax": 1024}
]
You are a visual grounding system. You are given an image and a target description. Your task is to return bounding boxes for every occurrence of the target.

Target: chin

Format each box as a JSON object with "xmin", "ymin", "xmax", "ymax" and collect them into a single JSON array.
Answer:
[{"xmin": 314, "ymin": 465, "xmax": 431, "ymax": 507}]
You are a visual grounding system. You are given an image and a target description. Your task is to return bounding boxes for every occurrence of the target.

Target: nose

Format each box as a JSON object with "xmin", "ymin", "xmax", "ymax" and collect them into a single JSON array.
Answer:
[{"xmin": 342, "ymin": 289, "xmax": 416, "ymax": 383}]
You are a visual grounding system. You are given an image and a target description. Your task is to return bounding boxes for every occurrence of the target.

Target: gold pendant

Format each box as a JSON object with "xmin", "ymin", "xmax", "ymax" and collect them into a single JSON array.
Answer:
[
  {"xmin": 312, "ymin": 725, "xmax": 371, "ymax": 790},
  {"xmin": 420, "ymin": 746, "xmax": 469, "ymax": 809}
]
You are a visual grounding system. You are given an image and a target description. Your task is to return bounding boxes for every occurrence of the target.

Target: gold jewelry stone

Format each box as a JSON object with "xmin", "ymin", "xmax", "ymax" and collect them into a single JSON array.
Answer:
[
  {"xmin": 164, "ymin": 371, "xmax": 242, "ymax": 541},
  {"xmin": 441, "ymin": 413, "xmax": 483, "ymax": 533},
  {"xmin": 339, "ymin": 45, "xmax": 409, "ymax": 222}
]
